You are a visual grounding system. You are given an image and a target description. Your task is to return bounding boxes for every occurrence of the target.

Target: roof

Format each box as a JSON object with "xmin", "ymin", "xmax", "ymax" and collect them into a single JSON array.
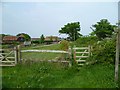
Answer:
[
  {"xmin": 31, "ymin": 38, "xmax": 40, "ymax": 41},
  {"xmin": 18, "ymin": 34, "xmax": 25, "ymax": 38},
  {"xmin": 45, "ymin": 36, "xmax": 58, "ymax": 41},
  {"xmin": 3, "ymin": 36, "xmax": 18, "ymax": 41}
]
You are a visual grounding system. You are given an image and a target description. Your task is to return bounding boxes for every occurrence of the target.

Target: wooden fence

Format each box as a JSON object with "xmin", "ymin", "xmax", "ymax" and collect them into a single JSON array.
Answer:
[
  {"xmin": 73, "ymin": 45, "xmax": 92, "ymax": 66},
  {"xmin": 0, "ymin": 45, "xmax": 92, "ymax": 67},
  {"xmin": 0, "ymin": 48, "xmax": 17, "ymax": 66},
  {"xmin": 0, "ymin": 45, "xmax": 21, "ymax": 66}
]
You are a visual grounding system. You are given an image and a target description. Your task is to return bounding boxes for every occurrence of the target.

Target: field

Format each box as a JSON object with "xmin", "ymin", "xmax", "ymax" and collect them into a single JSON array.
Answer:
[
  {"xmin": 21, "ymin": 44, "xmax": 68, "ymax": 61},
  {"xmin": 1, "ymin": 43, "xmax": 120, "ymax": 88}
]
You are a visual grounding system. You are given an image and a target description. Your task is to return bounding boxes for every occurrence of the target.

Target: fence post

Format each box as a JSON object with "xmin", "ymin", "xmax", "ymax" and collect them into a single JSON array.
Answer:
[
  {"xmin": 17, "ymin": 45, "xmax": 22, "ymax": 63},
  {"xmin": 73, "ymin": 45, "xmax": 76, "ymax": 63},
  {"xmin": 14, "ymin": 47, "xmax": 18, "ymax": 65},
  {"xmin": 90, "ymin": 46, "xmax": 93, "ymax": 56},
  {"xmin": 68, "ymin": 46, "xmax": 72, "ymax": 67},
  {"xmin": 115, "ymin": 28, "xmax": 120, "ymax": 82},
  {"xmin": 88, "ymin": 45, "xmax": 91, "ymax": 57}
]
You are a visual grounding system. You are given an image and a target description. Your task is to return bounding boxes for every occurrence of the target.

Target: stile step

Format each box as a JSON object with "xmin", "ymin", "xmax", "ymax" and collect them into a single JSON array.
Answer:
[
  {"xmin": 74, "ymin": 47, "xmax": 89, "ymax": 49},
  {"xmin": 76, "ymin": 52, "xmax": 89, "ymax": 54},
  {"xmin": 76, "ymin": 60, "xmax": 86, "ymax": 62},
  {"xmin": 76, "ymin": 56, "xmax": 89, "ymax": 58}
]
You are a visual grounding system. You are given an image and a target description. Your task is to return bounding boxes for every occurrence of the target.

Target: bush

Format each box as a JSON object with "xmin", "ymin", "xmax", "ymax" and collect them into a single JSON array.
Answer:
[
  {"xmin": 59, "ymin": 40, "xmax": 69, "ymax": 51},
  {"xmin": 31, "ymin": 40, "xmax": 39, "ymax": 44},
  {"xmin": 90, "ymin": 39, "xmax": 116, "ymax": 64},
  {"xmin": 75, "ymin": 36, "xmax": 98, "ymax": 47}
]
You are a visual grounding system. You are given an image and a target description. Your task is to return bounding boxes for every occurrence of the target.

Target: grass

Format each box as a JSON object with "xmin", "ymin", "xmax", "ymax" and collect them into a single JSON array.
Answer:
[
  {"xmin": 22, "ymin": 44, "xmax": 61, "ymax": 50},
  {"xmin": 21, "ymin": 43, "xmax": 68, "ymax": 61},
  {"xmin": 2, "ymin": 62, "xmax": 120, "ymax": 88},
  {"xmin": 1, "ymin": 42, "xmax": 120, "ymax": 88},
  {"xmin": 21, "ymin": 52, "xmax": 65, "ymax": 61}
]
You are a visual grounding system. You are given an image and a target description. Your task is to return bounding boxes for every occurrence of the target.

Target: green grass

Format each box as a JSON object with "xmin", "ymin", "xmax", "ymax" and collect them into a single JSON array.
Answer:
[
  {"xmin": 21, "ymin": 44, "xmax": 68, "ymax": 61},
  {"xmin": 22, "ymin": 52, "xmax": 64, "ymax": 61},
  {"xmin": 22, "ymin": 44, "xmax": 61, "ymax": 50},
  {"xmin": 2, "ymin": 62, "xmax": 120, "ymax": 88}
]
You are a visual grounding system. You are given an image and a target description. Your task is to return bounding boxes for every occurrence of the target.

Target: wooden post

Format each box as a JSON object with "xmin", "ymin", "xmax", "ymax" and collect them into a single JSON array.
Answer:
[
  {"xmin": 90, "ymin": 46, "xmax": 93, "ymax": 56},
  {"xmin": 88, "ymin": 45, "xmax": 91, "ymax": 57},
  {"xmin": 115, "ymin": 28, "xmax": 120, "ymax": 82},
  {"xmin": 68, "ymin": 46, "xmax": 72, "ymax": 67},
  {"xmin": 17, "ymin": 45, "xmax": 22, "ymax": 63},
  {"xmin": 14, "ymin": 47, "xmax": 17, "ymax": 65},
  {"xmin": 73, "ymin": 45, "xmax": 76, "ymax": 63}
]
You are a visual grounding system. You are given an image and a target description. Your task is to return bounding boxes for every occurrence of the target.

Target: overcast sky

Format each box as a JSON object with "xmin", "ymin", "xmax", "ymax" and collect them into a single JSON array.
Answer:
[{"xmin": 1, "ymin": 0, "xmax": 119, "ymax": 38}]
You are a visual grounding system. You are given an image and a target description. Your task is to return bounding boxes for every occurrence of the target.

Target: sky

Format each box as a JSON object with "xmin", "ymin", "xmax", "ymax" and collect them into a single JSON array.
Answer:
[{"xmin": 0, "ymin": 0, "xmax": 119, "ymax": 38}]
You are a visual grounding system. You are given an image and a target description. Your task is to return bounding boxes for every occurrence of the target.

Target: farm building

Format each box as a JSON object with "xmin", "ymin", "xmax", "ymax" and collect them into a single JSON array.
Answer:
[
  {"xmin": 3, "ymin": 36, "xmax": 25, "ymax": 44},
  {"xmin": 44, "ymin": 36, "xmax": 60, "ymax": 44},
  {"xmin": 31, "ymin": 38, "xmax": 40, "ymax": 41}
]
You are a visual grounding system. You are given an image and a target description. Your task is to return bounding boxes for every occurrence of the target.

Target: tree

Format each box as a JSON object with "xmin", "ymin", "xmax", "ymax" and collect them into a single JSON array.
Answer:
[
  {"xmin": 91, "ymin": 19, "xmax": 116, "ymax": 40},
  {"xmin": 59, "ymin": 22, "xmax": 82, "ymax": 41},
  {"xmin": 40, "ymin": 34, "xmax": 45, "ymax": 44},
  {"xmin": 17, "ymin": 33, "xmax": 31, "ymax": 41},
  {"xmin": 0, "ymin": 34, "xmax": 6, "ymax": 39}
]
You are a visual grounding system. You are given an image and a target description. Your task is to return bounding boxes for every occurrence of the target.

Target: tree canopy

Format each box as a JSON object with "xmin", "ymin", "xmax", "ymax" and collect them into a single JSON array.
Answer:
[
  {"xmin": 91, "ymin": 19, "xmax": 116, "ymax": 40},
  {"xmin": 40, "ymin": 34, "xmax": 45, "ymax": 44},
  {"xmin": 17, "ymin": 33, "xmax": 31, "ymax": 41},
  {"xmin": 59, "ymin": 22, "xmax": 82, "ymax": 41}
]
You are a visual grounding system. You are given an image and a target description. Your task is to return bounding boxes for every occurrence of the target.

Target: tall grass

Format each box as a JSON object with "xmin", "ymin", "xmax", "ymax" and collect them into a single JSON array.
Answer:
[{"xmin": 2, "ymin": 62, "xmax": 120, "ymax": 88}]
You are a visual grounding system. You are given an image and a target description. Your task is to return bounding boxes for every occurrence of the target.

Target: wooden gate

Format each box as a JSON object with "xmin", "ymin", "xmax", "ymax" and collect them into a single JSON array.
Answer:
[
  {"xmin": 0, "ymin": 47, "xmax": 17, "ymax": 66},
  {"xmin": 73, "ymin": 46, "xmax": 92, "ymax": 66}
]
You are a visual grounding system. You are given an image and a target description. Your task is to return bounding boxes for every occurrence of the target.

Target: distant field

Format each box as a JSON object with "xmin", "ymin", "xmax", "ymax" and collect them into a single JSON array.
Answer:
[
  {"xmin": 21, "ymin": 44, "xmax": 68, "ymax": 61},
  {"xmin": 22, "ymin": 44, "xmax": 61, "ymax": 50}
]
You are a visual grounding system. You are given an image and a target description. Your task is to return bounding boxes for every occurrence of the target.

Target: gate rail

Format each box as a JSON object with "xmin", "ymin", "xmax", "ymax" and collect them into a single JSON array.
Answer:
[{"xmin": 0, "ymin": 47, "xmax": 18, "ymax": 66}]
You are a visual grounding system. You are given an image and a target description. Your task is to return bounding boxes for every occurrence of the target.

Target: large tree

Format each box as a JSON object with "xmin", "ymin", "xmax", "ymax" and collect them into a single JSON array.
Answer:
[
  {"xmin": 59, "ymin": 22, "xmax": 82, "ymax": 41},
  {"xmin": 91, "ymin": 19, "xmax": 116, "ymax": 40},
  {"xmin": 17, "ymin": 33, "xmax": 31, "ymax": 41}
]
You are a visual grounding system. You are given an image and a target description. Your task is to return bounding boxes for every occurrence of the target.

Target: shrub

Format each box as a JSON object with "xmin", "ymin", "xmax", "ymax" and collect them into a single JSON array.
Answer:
[
  {"xmin": 75, "ymin": 36, "xmax": 98, "ymax": 47},
  {"xmin": 31, "ymin": 40, "xmax": 39, "ymax": 44},
  {"xmin": 59, "ymin": 40, "xmax": 69, "ymax": 51},
  {"xmin": 90, "ymin": 39, "xmax": 116, "ymax": 64}
]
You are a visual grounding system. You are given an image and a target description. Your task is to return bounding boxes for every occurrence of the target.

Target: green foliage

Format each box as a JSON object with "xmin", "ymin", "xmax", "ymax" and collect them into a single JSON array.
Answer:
[
  {"xmin": 17, "ymin": 33, "xmax": 31, "ymax": 41},
  {"xmin": 90, "ymin": 39, "xmax": 116, "ymax": 64},
  {"xmin": 31, "ymin": 40, "xmax": 40, "ymax": 44},
  {"xmin": 59, "ymin": 40, "xmax": 69, "ymax": 51},
  {"xmin": 0, "ymin": 34, "xmax": 6, "ymax": 40},
  {"xmin": 75, "ymin": 36, "xmax": 98, "ymax": 47},
  {"xmin": 59, "ymin": 22, "xmax": 82, "ymax": 41},
  {"xmin": 91, "ymin": 19, "xmax": 117, "ymax": 40},
  {"xmin": 40, "ymin": 34, "xmax": 45, "ymax": 44}
]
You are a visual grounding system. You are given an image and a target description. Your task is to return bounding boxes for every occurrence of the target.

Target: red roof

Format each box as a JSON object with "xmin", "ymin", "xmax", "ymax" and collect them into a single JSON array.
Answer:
[{"xmin": 3, "ymin": 36, "xmax": 18, "ymax": 41}]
